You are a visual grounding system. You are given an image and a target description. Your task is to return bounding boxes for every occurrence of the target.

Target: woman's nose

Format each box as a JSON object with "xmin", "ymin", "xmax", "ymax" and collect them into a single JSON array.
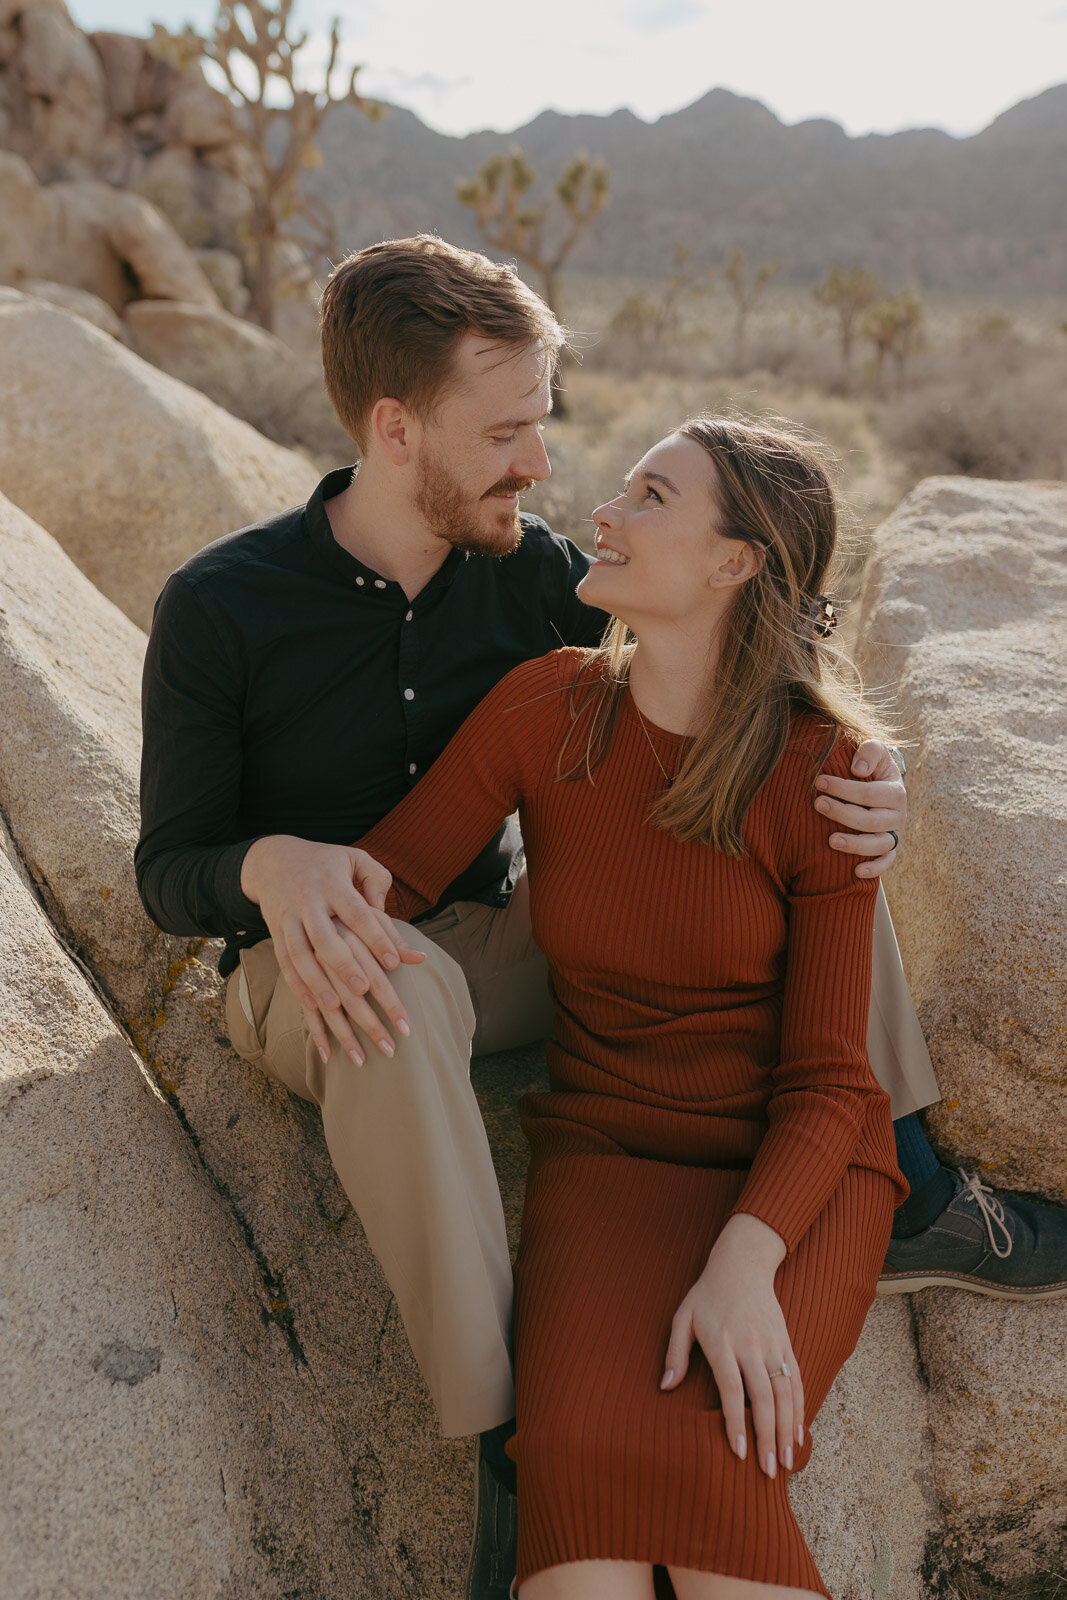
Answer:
[{"xmin": 592, "ymin": 499, "xmax": 621, "ymax": 529}]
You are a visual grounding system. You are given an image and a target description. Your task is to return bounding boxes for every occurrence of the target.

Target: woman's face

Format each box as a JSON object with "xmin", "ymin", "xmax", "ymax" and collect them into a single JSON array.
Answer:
[{"xmin": 577, "ymin": 434, "xmax": 759, "ymax": 628}]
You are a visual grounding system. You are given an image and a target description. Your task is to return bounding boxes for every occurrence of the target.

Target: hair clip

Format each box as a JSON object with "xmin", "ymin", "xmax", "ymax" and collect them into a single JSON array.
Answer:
[{"xmin": 804, "ymin": 594, "xmax": 837, "ymax": 637}]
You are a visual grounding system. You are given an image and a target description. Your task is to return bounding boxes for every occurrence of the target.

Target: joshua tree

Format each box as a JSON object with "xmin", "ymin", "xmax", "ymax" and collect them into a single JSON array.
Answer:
[
  {"xmin": 861, "ymin": 290, "xmax": 924, "ymax": 383},
  {"xmin": 605, "ymin": 245, "xmax": 714, "ymax": 371},
  {"xmin": 153, "ymin": 1, "xmax": 382, "ymax": 331},
  {"xmin": 456, "ymin": 146, "xmax": 610, "ymax": 414},
  {"xmin": 812, "ymin": 265, "xmax": 883, "ymax": 372},
  {"xmin": 724, "ymin": 249, "xmax": 779, "ymax": 369}
]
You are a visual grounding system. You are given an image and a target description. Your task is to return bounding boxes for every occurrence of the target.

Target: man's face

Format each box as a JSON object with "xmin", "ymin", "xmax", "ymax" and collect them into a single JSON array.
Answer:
[{"xmin": 411, "ymin": 334, "xmax": 552, "ymax": 556}]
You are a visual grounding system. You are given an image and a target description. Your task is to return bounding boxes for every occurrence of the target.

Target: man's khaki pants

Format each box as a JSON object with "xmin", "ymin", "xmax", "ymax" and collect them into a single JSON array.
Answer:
[{"xmin": 225, "ymin": 874, "xmax": 938, "ymax": 1438}]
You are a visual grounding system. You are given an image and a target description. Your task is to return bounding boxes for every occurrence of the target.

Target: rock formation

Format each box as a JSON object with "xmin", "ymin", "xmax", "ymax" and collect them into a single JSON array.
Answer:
[
  {"xmin": 855, "ymin": 475, "xmax": 1067, "ymax": 1586},
  {"xmin": 0, "ymin": 1, "xmax": 252, "ymax": 251},
  {"xmin": 0, "ymin": 404, "xmax": 1064, "ymax": 1593},
  {"xmin": 0, "ymin": 149, "xmax": 220, "ymax": 311},
  {"xmin": 0, "ymin": 289, "xmax": 318, "ymax": 630}
]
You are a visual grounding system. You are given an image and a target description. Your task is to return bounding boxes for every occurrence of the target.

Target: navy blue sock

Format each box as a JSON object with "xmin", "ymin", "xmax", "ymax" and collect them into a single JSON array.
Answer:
[
  {"xmin": 479, "ymin": 1419, "xmax": 517, "ymax": 1495},
  {"xmin": 893, "ymin": 1112, "xmax": 941, "ymax": 1191}
]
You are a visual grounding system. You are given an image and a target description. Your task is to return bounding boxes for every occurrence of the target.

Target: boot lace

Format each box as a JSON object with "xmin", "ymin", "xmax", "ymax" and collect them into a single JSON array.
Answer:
[{"xmin": 957, "ymin": 1169, "xmax": 1013, "ymax": 1259}]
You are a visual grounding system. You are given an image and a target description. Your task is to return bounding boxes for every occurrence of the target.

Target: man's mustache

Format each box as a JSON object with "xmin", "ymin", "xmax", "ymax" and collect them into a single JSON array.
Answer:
[{"xmin": 482, "ymin": 477, "xmax": 536, "ymax": 498}]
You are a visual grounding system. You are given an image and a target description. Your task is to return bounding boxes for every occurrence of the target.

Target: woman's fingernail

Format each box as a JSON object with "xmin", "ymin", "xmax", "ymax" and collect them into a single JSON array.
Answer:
[
  {"xmin": 784, "ymin": 1446, "xmax": 793, "ymax": 1470},
  {"xmin": 765, "ymin": 1452, "xmax": 777, "ymax": 1478},
  {"xmin": 660, "ymin": 1369, "xmax": 674, "ymax": 1389},
  {"xmin": 379, "ymin": 1039, "xmax": 394, "ymax": 1058},
  {"xmin": 735, "ymin": 1435, "xmax": 747, "ymax": 1459},
  {"xmin": 397, "ymin": 1019, "xmax": 411, "ymax": 1037},
  {"xmin": 796, "ymin": 1424, "xmax": 804, "ymax": 1446},
  {"xmin": 319, "ymin": 1044, "xmax": 331, "ymax": 1064},
  {"xmin": 348, "ymin": 1047, "xmax": 363, "ymax": 1066},
  {"xmin": 855, "ymin": 759, "xmax": 869, "ymax": 774}
]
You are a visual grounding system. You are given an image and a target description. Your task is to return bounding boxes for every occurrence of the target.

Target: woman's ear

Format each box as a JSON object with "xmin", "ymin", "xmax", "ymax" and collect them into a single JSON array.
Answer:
[{"xmin": 708, "ymin": 540, "xmax": 765, "ymax": 589}]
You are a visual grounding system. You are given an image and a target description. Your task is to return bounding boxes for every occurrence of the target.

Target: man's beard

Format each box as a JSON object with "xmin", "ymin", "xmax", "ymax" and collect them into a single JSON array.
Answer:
[{"xmin": 414, "ymin": 448, "xmax": 534, "ymax": 557}]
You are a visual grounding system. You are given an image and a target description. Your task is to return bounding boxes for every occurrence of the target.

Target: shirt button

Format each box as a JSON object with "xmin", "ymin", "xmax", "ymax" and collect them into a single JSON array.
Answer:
[
  {"xmin": 374, "ymin": 579, "xmax": 387, "ymax": 589},
  {"xmin": 404, "ymin": 688, "xmax": 415, "ymax": 701},
  {"xmin": 355, "ymin": 576, "xmax": 364, "ymax": 586},
  {"xmin": 405, "ymin": 609, "xmax": 413, "ymax": 622},
  {"xmin": 409, "ymin": 763, "xmax": 417, "ymax": 775}
]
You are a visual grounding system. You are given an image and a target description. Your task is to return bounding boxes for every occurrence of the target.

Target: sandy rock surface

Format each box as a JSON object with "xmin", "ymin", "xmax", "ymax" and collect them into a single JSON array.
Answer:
[
  {"xmin": 0, "ymin": 289, "xmax": 317, "ymax": 629},
  {"xmin": 0, "ymin": 823, "xmax": 381, "ymax": 1600},
  {"xmin": 855, "ymin": 474, "xmax": 1067, "ymax": 1586}
]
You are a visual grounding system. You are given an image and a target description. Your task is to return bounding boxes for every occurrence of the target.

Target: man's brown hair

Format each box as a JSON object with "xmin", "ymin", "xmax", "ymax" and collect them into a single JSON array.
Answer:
[{"xmin": 320, "ymin": 235, "xmax": 566, "ymax": 449}]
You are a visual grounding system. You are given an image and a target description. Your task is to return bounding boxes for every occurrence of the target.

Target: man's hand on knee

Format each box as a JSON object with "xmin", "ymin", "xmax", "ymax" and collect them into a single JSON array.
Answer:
[
  {"xmin": 814, "ymin": 739, "xmax": 907, "ymax": 879},
  {"xmin": 240, "ymin": 836, "xmax": 424, "ymax": 1065}
]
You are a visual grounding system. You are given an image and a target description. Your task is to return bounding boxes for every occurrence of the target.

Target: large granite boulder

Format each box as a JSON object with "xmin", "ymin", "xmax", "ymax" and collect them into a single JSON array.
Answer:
[
  {"xmin": 0, "ymin": 289, "xmax": 317, "ymax": 629},
  {"xmin": 855, "ymin": 475, "xmax": 1067, "ymax": 1586},
  {"xmin": 124, "ymin": 298, "xmax": 354, "ymax": 461}
]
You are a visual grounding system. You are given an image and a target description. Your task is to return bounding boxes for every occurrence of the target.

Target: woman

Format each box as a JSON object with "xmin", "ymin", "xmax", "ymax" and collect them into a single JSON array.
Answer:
[{"xmin": 359, "ymin": 414, "xmax": 906, "ymax": 1599}]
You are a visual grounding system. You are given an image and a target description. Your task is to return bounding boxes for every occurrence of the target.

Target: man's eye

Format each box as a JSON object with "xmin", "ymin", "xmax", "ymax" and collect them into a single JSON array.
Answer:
[{"xmin": 493, "ymin": 433, "xmax": 517, "ymax": 445}]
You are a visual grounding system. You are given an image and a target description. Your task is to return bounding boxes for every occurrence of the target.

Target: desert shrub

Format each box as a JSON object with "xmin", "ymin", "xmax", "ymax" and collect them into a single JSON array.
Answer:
[{"xmin": 881, "ymin": 359, "xmax": 1067, "ymax": 481}]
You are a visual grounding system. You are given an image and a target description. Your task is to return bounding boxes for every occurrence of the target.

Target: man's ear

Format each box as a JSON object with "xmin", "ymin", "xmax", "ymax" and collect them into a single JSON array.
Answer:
[{"xmin": 370, "ymin": 398, "xmax": 415, "ymax": 465}]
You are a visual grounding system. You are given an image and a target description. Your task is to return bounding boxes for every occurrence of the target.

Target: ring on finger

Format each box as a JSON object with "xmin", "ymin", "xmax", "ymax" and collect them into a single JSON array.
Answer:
[
  {"xmin": 768, "ymin": 1364, "xmax": 791, "ymax": 1379},
  {"xmin": 887, "ymin": 829, "xmax": 899, "ymax": 851}
]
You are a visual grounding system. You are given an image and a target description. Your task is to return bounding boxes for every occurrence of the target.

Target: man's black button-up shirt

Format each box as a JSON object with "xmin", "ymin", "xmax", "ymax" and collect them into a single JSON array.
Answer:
[{"xmin": 136, "ymin": 466, "xmax": 607, "ymax": 974}]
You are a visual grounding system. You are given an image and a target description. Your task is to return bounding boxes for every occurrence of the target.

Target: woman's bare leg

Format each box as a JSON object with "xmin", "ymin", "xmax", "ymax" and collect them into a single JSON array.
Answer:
[
  {"xmin": 669, "ymin": 1570, "xmax": 821, "ymax": 1600},
  {"xmin": 520, "ymin": 1560, "xmax": 655, "ymax": 1598}
]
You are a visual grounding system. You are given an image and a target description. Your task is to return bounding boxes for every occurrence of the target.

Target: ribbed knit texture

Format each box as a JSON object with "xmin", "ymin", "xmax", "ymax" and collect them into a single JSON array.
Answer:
[{"xmin": 361, "ymin": 649, "xmax": 905, "ymax": 1592}]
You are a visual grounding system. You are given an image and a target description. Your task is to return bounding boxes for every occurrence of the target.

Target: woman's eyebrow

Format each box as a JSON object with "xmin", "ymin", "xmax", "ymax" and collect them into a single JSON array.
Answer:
[{"xmin": 623, "ymin": 469, "xmax": 681, "ymax": 496}]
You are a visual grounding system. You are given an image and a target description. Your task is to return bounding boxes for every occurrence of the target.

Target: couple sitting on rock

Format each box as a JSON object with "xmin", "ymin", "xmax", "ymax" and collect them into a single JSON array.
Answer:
[{"xmin": 136, "ymin": 236, "xmax": 1067, "ymax": 1600}]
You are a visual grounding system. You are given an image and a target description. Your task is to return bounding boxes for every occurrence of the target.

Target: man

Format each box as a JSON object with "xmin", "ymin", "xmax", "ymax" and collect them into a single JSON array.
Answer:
[{"xmin": 136, "ymin": 235, "xmax": 1067, "ymax": 1599}]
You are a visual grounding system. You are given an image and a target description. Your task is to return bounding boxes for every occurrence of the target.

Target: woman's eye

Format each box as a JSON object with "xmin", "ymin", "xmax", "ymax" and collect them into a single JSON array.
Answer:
[{"xmin": 645, "ymin": 485, "xmax": 663, "ymax": 503}]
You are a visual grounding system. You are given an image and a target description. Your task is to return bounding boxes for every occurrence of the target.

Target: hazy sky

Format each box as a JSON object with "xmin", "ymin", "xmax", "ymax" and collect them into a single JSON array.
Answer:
[{"xmin": 69, "ymin": 0, "xmax": 1067, "ymax": 139}]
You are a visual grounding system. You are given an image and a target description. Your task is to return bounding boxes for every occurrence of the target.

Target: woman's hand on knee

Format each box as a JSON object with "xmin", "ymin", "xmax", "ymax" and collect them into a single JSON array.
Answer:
[{"xmin": 659, "ymin": 1214, "xmax": 804, "ymax": 1480}]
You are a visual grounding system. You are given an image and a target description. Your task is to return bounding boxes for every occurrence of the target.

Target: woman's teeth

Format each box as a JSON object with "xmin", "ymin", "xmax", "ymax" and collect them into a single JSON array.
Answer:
[{"xmin": 596, "ymin": 547, "xmax": 628, "ymax": 565}]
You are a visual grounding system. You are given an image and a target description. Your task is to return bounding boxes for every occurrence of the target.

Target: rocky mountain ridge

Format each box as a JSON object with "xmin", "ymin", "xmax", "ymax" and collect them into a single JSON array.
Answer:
[{"xmin": 311, "ymin": 82, "xmax": 1067, "ymax": 292}]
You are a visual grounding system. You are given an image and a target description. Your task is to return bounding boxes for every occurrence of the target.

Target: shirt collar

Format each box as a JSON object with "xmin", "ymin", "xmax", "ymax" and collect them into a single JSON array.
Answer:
[{"xmin": 304, "ymin": 465, "xmax": 466, "ymax": 600}]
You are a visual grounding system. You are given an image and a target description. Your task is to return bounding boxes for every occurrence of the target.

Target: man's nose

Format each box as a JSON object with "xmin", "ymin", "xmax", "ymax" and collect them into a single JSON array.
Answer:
[{"xmin": 514, "ymin": 428, "xmax": 551, "ymax": 483}]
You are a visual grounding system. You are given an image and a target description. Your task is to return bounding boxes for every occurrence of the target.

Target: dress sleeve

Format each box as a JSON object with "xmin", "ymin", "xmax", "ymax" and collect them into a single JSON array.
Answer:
[
  {"xmin": 358, "ymin": 651, "xmax": 569, "ymax": 923},
  {"xmin": 728, "ymin": 734, "xmax": 899, "ymax": 1251}
]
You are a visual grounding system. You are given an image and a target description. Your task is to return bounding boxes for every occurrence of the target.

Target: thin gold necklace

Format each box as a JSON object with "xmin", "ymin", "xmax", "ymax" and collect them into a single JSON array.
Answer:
[{"xmin": 633, "ymin": 702, "xmax": 681, "ymax": 788}]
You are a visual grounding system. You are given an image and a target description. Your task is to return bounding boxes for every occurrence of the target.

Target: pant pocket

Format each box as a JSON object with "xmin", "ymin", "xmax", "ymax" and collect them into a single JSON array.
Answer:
[{"xmin": 224, "ymin": 939, "xmax": 281, "ymax": 1064}]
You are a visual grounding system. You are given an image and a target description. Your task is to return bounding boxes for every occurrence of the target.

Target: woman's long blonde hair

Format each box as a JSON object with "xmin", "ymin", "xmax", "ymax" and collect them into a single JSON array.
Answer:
[{"xmin": 560, "ymin": 413, "xmax": 892, "ymax": 855}]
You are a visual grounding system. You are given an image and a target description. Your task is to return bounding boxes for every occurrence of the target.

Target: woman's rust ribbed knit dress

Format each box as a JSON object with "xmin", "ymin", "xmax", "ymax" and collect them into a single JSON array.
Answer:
[{"xmin": 361, "ymin": 648, "xmax": 906, "ymax": 1596}]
